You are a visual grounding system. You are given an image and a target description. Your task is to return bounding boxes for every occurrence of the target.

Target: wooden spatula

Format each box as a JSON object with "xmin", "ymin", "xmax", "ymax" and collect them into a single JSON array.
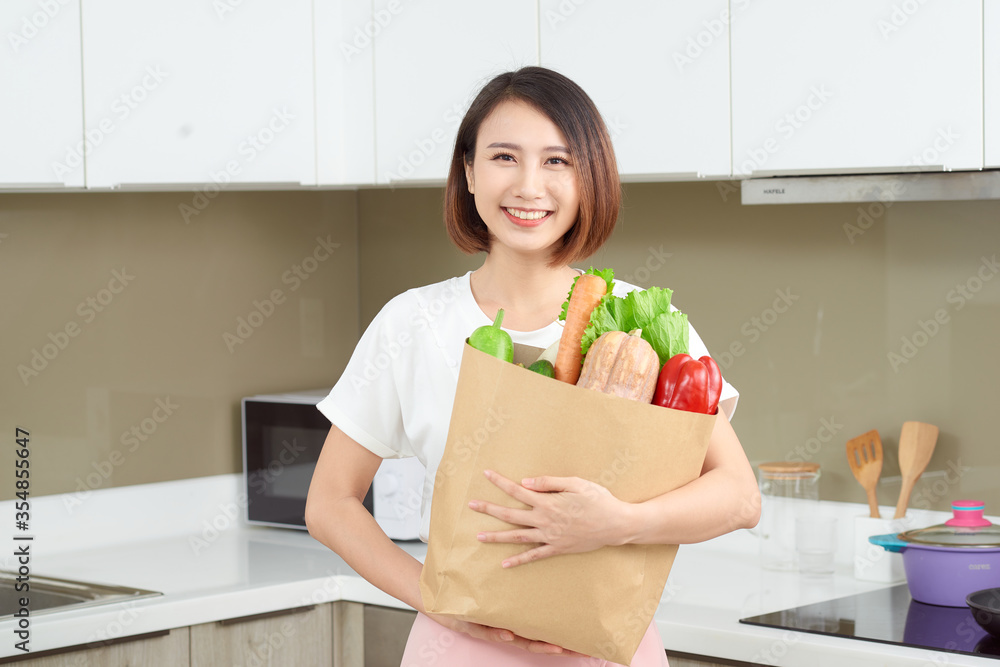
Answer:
[
  {"xmin": 847, "ymin": 430, "xmax": 883, "ymax": 518},
  {"xmin": 894, "ymin": 421, "xmax": 940, "ymax": 519}
]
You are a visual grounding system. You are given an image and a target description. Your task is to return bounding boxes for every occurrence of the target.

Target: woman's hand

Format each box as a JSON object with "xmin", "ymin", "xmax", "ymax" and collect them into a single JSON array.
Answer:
[
  {"xmin": 469, "ymin": 469, "xmax": 632, "ymax": 567},
  {"xmin": 422, "ymin": 611, "xmax": 588, "ymax": 656}
]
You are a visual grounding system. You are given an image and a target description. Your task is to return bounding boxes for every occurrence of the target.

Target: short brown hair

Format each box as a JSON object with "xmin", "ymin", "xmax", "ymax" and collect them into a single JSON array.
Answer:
[{"xmin": 444, "ymin": 67, "xmax": 620, "ymax": 267}]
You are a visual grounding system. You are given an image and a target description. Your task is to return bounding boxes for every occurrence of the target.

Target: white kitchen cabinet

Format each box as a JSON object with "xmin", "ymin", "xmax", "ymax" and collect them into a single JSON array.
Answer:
[
  {"xmin": 315, "ymin": 0, "xmax": 376, "ymax": 186},
  {"xmin": 986, "ymin": 0, "xmax": 1000, "ymax": 168},
  {"xmin": 372, "ymin": 0, "xmax": 538, "ymax": 185},
  {"xmin": 731, "ymin": 0, "xmax": 983, "ymax": 176},
  {"xmin": 80, "ymin": 1, "xmax": 316, "ymax": 188},
  {"xmin": 0, "ymin": 1, "xmax": 84, "ymax": 187},
  {"xmin": 540, "ymin": 0, "xmax": 731, "ymax": 179}
]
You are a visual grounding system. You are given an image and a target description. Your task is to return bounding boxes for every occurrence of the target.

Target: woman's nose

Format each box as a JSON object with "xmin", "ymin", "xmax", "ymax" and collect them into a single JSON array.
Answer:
[{"xmin": 513, "ymin": 164, "xmax": 545, "ymax": 199}]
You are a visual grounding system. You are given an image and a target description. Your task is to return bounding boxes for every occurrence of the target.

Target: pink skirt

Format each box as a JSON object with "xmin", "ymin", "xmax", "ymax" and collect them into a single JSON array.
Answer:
[{"xmin": 400, "ymin": 613, "xmax": 670, "ymax": 667}]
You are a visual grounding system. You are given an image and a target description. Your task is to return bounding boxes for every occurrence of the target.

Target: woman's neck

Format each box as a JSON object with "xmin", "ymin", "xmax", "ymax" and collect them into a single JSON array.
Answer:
[{"xmin": 470, "ymin": 249, "xmax": 580, "ymax": 332}]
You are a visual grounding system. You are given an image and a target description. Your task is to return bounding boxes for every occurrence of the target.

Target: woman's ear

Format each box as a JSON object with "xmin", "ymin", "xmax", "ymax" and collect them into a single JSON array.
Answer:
[{"xmin": 464, "ymin": 159, "xmax": 475, "ymax": 194}]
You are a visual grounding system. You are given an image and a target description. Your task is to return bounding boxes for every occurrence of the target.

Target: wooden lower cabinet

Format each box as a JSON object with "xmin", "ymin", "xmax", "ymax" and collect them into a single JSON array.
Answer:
[
  {"xmin": 666, "ymin": 650, "xmax": 758, "ymax": 667},
  {"xmin": 2, "ymin": 628, "xmax": 189, "ymax": 666},
  {"xmin": 190, "ymin": 603, "xmax": 332, "ymax": 667},
  {"xmin": 362, "ymin": 605, "xmax": 416, "ymax": 666},
  {"xmin": 3, "ymin": 601, "xmax": 417, "ymax": 667}
]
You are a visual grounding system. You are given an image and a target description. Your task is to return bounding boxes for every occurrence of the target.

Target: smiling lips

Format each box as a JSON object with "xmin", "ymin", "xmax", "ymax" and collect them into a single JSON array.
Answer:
[{"xmin": 503, "ymin": 206, "xmax": 552, "ymax": 227}]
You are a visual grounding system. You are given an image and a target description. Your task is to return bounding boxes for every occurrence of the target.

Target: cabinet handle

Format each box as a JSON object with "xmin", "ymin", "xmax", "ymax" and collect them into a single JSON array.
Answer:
[{"xmin": 218, "ymin": 604, "xmax": 316, "ymax": 626}]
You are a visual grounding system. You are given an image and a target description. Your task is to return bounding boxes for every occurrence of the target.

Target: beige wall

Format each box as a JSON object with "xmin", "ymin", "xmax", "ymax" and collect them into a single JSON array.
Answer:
[
  {"xmin": 358, "ymin": 182, "xmax": 1000, "ymax": 513},
  {"xmin": 3, "ymin": 182, "xmax": 998, "ymax": 512},
  {"xmin": 0, "ymin": 191, "xmax": 359, "ymax": 498}
]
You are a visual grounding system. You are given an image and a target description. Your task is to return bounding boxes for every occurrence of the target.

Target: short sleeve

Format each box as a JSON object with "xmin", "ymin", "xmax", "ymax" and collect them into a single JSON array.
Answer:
[{"xmin": 316, "ymin": 295, "xmax": 416, "ymax": 459}]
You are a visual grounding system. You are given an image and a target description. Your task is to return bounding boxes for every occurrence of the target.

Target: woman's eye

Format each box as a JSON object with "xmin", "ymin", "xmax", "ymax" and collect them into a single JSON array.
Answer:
[
  {"xmin": 547, "ymin": 156, "xmax": 570, "ymax": 166},
  {"xmin": 489, "ymin": 152, "xmax": 515, "ymax": 162}
]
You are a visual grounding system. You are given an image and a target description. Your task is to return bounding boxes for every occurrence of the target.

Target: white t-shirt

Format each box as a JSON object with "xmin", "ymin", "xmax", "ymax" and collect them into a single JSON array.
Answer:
[{"xmin": 317, "ymin": 270, "xmax": 739, "ymax": 542}]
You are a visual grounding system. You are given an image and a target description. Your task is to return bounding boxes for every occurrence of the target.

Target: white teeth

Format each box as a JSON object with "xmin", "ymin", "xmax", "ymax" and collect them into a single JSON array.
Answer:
[{"xmin": 505, "ymin": 207, "xmax": 549, "ymax": 221}]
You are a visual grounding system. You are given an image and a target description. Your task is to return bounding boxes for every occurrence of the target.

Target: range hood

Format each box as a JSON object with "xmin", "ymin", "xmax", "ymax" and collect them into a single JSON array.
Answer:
[{"xmin": 740, "ymin": 169, "xmax": 1000, "ymax": 205}]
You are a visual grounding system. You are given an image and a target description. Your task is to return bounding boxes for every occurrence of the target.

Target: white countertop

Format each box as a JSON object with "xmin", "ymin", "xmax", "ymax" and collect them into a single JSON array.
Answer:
[{"xmin": 1, "ymin": 474, "xmax": 996, "ymax": 665}]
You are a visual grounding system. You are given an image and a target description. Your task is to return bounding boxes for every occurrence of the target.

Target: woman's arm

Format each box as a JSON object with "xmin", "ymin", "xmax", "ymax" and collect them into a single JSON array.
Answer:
[
  {"xmin": 621, "ymin": 410, "xmax": 761, "ymax": 545},
  {"xmin": 304, "ymin": 424, "xmax": 424, "ymax": 611},
  {"xmin": 305, "ymin": 424, "xmax": 578, "ymax": 654}
]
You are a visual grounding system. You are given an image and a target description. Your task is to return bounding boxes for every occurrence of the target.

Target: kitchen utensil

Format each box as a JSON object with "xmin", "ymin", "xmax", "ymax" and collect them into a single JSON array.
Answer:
[
  {"xmin": 894, "ymin": 421, "xmax": 939, "ymax": 519},
  {"xmin": 870, "ymin": 500, "xmax": 1000, "ymax": 607},
  {"xmin": 846, "ymin": 430, "xmax": 882, "ymax": 518},
  {"xmin": 756, "ymin": 462, "xmax": 820, "ymax": 571},
  {"xmin": 968, "ymin": 588, "xmax": 1000, "ymax": 639}
]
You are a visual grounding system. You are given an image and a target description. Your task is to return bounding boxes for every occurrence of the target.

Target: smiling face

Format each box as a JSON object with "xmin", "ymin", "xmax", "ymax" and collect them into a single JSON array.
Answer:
[{"xmin": 464, "ymin": 99, "xmax": 580, "ymax": 263}]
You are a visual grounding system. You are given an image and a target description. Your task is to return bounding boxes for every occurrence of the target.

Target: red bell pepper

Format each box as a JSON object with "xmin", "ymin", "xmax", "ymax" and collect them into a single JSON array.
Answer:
[{"xmin": 652, "ymin": 353, "xmax": 723, "ymax": 415}]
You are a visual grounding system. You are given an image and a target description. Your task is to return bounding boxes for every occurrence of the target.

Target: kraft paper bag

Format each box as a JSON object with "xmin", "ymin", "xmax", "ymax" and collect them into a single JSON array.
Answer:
[{"xmin": 419, "ymin": 343, "xmax": 717, "ymax": 664}]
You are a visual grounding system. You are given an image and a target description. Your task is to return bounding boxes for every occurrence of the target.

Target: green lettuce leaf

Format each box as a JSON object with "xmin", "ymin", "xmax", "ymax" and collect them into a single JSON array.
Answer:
[
  {"xmin": 578, "ymin": 282, "xmax": 689, "ymax": 364},
  {"xmin": 642, "ymin": 310, "xmax": 689, "ymax": 366}
]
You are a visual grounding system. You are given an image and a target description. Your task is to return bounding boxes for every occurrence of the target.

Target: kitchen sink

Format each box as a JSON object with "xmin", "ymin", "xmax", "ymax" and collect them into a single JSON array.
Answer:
[{"xmin": 0, "ymin": 570, "xmax": 161, "ymax": 619}]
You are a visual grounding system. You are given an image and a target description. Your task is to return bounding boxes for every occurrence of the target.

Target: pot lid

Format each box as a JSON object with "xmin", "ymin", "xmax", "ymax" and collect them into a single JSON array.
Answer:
[{"xmin": 900, "ymin": 500, "xmax": 1000, "ymax": 548}]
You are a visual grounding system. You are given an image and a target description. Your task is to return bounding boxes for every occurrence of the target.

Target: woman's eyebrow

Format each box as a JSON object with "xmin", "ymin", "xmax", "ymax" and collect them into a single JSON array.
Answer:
[{"xmin": 485, "ymin": 141, "xmax": 571, "ymax": 153}]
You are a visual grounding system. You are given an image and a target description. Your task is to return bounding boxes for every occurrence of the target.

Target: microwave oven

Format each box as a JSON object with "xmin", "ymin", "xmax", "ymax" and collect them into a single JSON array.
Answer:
[{"xmin": 241, "ymin": 388, "xmax": 425, "ymax": 540}]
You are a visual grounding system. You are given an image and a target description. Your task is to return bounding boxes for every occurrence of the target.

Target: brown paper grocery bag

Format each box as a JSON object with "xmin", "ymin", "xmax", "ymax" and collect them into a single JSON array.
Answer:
[{"xmin": 419, "ymin": 343, "xmax": 717, "ymax": 664}]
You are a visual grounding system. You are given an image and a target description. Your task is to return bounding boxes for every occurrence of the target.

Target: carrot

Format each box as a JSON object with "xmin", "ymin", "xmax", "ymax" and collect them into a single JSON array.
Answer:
[{"xmin": 554, "ymin": 274, "xmax": 608, "ymax": 384}]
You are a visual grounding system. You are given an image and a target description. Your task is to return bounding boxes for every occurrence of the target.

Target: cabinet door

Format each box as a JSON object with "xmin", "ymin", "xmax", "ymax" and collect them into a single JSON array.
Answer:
[
  {"xmin": 373, "ymin": 0, "xmax": 538, "ymax": 185},
  {"xmin": 0, "ymin": 1, "xmax": 84, "ymax": 187},
  {"xmin": 80, "ymin": 1, "xmax": 316, "ymax": 188},
  {"xmin": 190, "ymin": 604, "xmax": 332, "ymax": 667},
  {"xmin": 987, "ymin": 0, "xmax": 1000, "ymax": 167},
  {"xmin": 315, "ymin": 0, "xmax": 376, "ymax": 186},
  {"xmin": 731, "ymin": 0, "xmax": 983, "ymax": 176},
  {"xmin": 13, "ymin": 628, "xmax": 189, "ymax": 666},
  {"xmin": 540, "ymin": 0, "xmax": 731, "ymax": 179}
]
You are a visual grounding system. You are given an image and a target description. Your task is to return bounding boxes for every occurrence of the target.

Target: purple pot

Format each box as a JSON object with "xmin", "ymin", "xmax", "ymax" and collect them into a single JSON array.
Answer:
[{"xmin": 871, "ymin": 500, "xmax": 1000, "ymax": 608}]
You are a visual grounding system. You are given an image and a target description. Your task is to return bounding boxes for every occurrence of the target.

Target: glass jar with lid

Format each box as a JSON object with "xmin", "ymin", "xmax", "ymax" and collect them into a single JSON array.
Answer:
[{"xmin": 757, "ymin": 461, "xmax": 821, "ymax": 571}]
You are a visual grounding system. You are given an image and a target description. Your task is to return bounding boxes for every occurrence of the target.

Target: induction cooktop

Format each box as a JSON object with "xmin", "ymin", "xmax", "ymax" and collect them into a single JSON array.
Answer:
[{"xmin": 740, "ymin": 584, "xmax": 1000, "ymax": 660}]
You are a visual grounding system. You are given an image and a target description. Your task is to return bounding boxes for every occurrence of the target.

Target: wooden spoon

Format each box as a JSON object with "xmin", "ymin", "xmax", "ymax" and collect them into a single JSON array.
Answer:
[
  {"xmin": 846, "ymin": 430, "xmax": 883, "ymax": 518},
  {"xmin": 894, "ymin": 421, "xmax": 940, "ymax": 519}
]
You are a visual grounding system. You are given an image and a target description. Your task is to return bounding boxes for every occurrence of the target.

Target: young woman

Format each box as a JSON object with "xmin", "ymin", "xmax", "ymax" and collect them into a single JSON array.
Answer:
[{"xmin": 305, "ymin": 66, "xmax": 760, "ymax": 666}]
